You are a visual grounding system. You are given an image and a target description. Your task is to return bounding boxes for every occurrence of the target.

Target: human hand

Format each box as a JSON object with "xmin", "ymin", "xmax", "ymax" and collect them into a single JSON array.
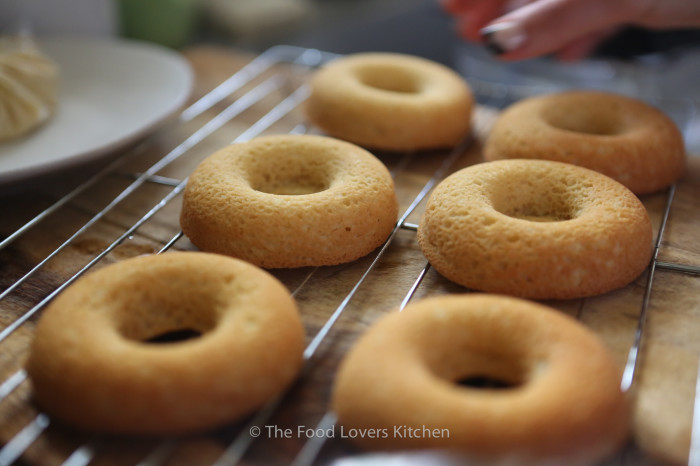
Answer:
[{"xmin": 442, "ymin": 0, "xmax": 700, "ymax": 61}]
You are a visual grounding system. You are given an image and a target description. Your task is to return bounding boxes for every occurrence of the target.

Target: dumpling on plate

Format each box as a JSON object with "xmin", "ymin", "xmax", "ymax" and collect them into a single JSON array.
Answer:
[{"xmin": 0, "ymin": 35, "xmax": 59, "ymax": 141}]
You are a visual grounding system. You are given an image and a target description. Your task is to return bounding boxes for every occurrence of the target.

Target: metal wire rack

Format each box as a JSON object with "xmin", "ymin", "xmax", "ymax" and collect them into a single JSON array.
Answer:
[{"xmin": 0, "ymin": 44, "xmax": 699, "ymax": 466}]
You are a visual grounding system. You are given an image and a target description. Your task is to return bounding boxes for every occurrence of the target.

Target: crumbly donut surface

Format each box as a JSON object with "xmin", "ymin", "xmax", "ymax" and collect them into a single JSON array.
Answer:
[
  {"xmin": 180, "ymin": 134, "xmax": 398, "ymax": 268},
  {"xmin": 417, "ymin": 159, "xmax": 652, "ymax": 299},
  {"xmin": 332, "ymin": 294, "xmax": 629, "ymax": 465},
  {"xmin": 26, "ymin": 252, "xmax": 305, "ymax": 435},
  {"xmin": 305, "ymin": 53, "xmax": 473, "ymax": 151},
  {"xmin": 484, "ymin": 91, "xmax": 685, "ymax": 195}
]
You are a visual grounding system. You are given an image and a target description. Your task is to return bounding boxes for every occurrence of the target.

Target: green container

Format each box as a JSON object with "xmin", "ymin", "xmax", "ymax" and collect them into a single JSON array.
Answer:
[{"xmin": 118, "ymin": 0, "xmax": 197, "ymax": 49}]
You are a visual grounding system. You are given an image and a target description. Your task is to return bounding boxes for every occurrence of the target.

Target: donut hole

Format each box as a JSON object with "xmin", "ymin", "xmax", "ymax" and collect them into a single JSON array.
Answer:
[
  {"xmin": 451, "ymin": 358, "xmax": 527, "ymax": 391},
  {"xmin": 541, "ymin": 104, "xmax": 625, "ymax": 136},
  {"xmin": 424, "ymin": 321, "xmax": 532, "ymax": 391},
  {"xmin": 429, "ymin": 348, "xmax": 529, "ymax": 391},
  {"xmin": 354, "ymin": 65, "xmax": 422, "ymax": 94},
  {"xmin": 491, "ymin": 181, "xmax": 579, "ymax": 222},
  {"xmin": 457, "ymin": 375, "xmax": 517, "ymax": 390},
  {"xmin": 115, "ymin": 281, "xmax": 222, "ymax": 344},
  {"xmin": 247, "ymin": 158, "xmax": 332, "ymax": 195},
  {"xmin": 120, "ymin": 308, "xmax": 217, "ymax": 344},
  {"xmin": 146, "ymin": 328, "xmax": 202, "ymax": 344},
  {"xmin": 252, "ymin": 174, "xmax": 328, "ymax": 195},
  {"xmin": 498, "ymin": 202, "xmax": 575, "ymax": 222}
]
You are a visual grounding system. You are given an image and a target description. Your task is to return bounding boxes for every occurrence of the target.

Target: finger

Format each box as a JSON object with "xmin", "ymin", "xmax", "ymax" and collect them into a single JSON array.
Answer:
[
  {"xmin": 633, "ymin": 0, "xmax": 700, "ymax": 29},
  {"xmin": 455, "ymin": 1, "xmax": 512, "ymax": 42},
  {"xmin": 442, "ymin": 0, "xmax": 532, "ymax": 14},
  {"xmin": 440, "ymin": 0, "xmax": 473, "ymax": 14},
  {"xmin": 480, "ymin": 0, "xmax": 630, "ymax": 60},
  {"xmin": 555, "ymin": 27, "xmax": 618, "ymax": 62},
  {"xmin": 440, "ymin": 0, "xmax": 493, "ymax": 42}
]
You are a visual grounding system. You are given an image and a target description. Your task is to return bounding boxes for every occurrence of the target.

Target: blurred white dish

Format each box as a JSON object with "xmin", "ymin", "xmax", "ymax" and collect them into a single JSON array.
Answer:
[{"xmin": 0, "ymin": 36, "xmax": 193, "ymax": 184}]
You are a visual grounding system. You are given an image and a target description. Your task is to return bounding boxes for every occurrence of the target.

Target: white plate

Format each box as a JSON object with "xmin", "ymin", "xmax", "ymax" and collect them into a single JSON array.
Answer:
[{"xmin": 0, "ymin": 36, "xmax": 193, "ymax": 184}]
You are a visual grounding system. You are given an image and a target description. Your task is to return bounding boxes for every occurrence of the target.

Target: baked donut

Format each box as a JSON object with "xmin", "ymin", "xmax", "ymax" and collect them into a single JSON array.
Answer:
[
  {"xmin": 332, "ymin": 294, "xmax": 629, "ymax": 465},
  {"xmin": 483, "ymin": 91, "xmax": 685, "ymax": 195},
  {"xmin": 26, "ymin": 252, "xmax": 305, "ymax": 435},
  {"xmin": 0, "ymin": 35, "xmax": 59, "ymax": 141},
  {"xmin": 417, "ymin": 159, "xmax": 652, "ymax": 299},
  {"xmin": 180, "ymin": 134, "xmax": 398, "ymax": 268},
  {"xmin": 304, "ymin": 53, "xmax": 473, "ymax": 151}
]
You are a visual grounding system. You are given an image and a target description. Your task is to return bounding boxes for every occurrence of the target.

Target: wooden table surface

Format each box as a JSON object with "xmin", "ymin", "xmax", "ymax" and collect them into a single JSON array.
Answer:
[{"xmin": 1, "ymin": 44, "xmax": 699, "ymax": 466}]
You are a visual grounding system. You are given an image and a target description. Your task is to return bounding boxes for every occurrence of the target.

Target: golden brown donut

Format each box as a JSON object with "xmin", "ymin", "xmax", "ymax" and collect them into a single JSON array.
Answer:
[
  {"xmin": 483, "ymin": 91, "xmax": 685, "ymax": 195},
  {"xmin": 304, "ymin": 53, "xmax": 473, "ymax": 151},
  {"xmin": 417, "ymin": 159, "xmax": 652, "ymax": 299},
  {"xmin": 180, "ymin": 134, "xmax": 398, "ymax": 268},
  {"xmin": 26, "ymin": 252, "xmax": 305, "ymax": 435},
  {"xmin": 332, "ymin": 294, "xmax": 630, "ymax": 465}
]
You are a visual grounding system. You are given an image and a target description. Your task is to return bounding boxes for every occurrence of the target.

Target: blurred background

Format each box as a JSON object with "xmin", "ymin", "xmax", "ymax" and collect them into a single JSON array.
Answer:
[
  {"xmin": 0, "ymin": 0, "xmax": 475, "ymax": 62},
  {"xmin": 2, "ymin": 0, "xmax": 699, "ymax": 149}
]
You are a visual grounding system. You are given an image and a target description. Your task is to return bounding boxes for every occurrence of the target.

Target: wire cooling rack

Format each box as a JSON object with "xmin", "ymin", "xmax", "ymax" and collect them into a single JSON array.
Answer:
[{"xmin": 0, "ymin": 44, "xmax": 699, "ymax": 466}]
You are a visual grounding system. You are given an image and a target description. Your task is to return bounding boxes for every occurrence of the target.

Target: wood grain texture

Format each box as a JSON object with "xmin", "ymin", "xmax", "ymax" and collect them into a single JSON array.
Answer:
[{"xmin": 0, "ymin": 44, "xmax": 698, "ymax": 465}]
